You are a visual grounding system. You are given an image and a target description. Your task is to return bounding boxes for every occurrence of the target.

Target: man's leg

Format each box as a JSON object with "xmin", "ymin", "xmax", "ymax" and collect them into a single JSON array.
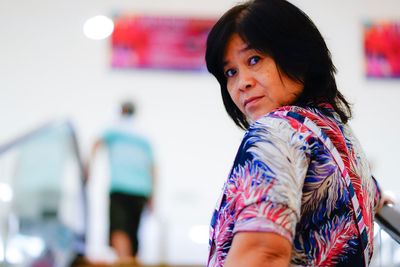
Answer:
[
  {"xmin": 127, "ymin": 196, "xmax": 147, "ymax": 256},
  {"xmin": 109, "ymin": 193, "xmax": 136, "ymax": 261},
  {"xmin": 110, "ymin": 230, "xmax": 134, "ymax": 260}
]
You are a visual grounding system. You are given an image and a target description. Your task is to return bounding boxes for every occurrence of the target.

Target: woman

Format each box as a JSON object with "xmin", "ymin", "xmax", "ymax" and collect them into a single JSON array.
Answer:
[{"xmin": 205, "ymin": 0, "xmax": 382, "ymax": 266}]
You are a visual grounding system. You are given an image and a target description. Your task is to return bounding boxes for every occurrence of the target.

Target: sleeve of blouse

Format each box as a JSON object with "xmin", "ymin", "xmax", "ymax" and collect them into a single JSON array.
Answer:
[
  {"xmin": 372, "ymin": 175, "xmax": 382, "ymax": 212},
  {"xmin": 231, "ymin": 117, "xmax": 309, "ymax": 243}
]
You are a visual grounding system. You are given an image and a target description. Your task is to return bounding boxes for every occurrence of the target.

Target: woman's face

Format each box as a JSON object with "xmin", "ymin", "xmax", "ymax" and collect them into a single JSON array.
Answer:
[{"xmin": 223, "ymin": 34, "xmax": 304, "ymax": 122}]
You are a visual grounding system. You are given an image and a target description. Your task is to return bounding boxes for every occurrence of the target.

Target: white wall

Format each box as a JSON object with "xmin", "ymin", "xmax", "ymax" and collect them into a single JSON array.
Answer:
[{"xmin": 1, "ymin": 0, "xmax": 400, "ymax": 265}]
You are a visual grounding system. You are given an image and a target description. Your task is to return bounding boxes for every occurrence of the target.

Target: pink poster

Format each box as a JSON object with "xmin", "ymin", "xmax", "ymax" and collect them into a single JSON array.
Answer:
[
  {"xmin": 364, "ymin": 21, "xmax": 400, "ymax": 78},
  {"xmin": 111, "ymin": 15, "xmax": 216, "ymax": 71}
]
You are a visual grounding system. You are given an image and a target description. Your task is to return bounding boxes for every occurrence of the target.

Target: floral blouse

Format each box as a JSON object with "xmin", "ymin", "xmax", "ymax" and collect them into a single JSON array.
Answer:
[{"xmin": 208, "ymin": 104, "xmax": 381, "ymax": 267}]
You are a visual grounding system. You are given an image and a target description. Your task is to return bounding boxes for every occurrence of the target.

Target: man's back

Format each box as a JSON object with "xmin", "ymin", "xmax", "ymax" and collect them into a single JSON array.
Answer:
[{"xmin": 103, "ymin": 127, "xmax": 153, "ymax": 197}]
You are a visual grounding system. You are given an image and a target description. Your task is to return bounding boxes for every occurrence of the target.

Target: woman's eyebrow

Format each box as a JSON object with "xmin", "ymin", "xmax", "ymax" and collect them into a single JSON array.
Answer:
[
  {"xmin": 223, "ymin": 45, "xmax": 251, "ymax": 67},
  {"xmin": 240, "ymin": 45, "xmax": 251, "ymax": 53}
]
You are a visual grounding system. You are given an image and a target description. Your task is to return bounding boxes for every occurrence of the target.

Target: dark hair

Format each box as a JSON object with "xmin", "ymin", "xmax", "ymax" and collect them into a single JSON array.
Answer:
[
  {"xmin": 121, "ymin": 101, "xmax": 135, "ymax": 116},
  {"xmin": 205, "ymin": 0, "xmax": 352, "ymax": 129}
]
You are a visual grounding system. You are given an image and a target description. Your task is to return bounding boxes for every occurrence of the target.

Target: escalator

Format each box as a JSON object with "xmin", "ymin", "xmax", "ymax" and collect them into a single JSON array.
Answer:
[{"xmin": 0, "ymin": 121, "xmax": 86, "ymax": 267}]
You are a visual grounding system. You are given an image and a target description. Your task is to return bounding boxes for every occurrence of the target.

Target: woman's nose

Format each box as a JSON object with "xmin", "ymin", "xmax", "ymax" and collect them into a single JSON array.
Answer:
[{"xmin": 237, "ymin": 70, "xmax": 255, "ymax": 91}]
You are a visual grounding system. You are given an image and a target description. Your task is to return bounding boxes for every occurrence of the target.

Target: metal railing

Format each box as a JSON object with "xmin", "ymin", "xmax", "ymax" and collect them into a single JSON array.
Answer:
[
  {"xmin": 376, "ymin": 205, "xmax": 400, "ymax": 244},
  {"xmin": 370, "ymin": 204, "xmax": 400, "ymax": 267},
  {"xmin": 0, "ymin": 120, "xmax": 87, "ymax": 267}
]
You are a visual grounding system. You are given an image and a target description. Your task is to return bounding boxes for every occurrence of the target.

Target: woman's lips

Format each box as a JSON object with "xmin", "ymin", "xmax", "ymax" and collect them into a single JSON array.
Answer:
[{"xmin": 244, "ymin": 96, "xmax": 264, "ymax": 108}]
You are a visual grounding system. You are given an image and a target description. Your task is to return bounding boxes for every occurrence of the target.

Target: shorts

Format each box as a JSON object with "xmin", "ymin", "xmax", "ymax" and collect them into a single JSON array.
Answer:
[{"xmin": 109, "ymin": 192, "xmax": 147, "ymax": 255}]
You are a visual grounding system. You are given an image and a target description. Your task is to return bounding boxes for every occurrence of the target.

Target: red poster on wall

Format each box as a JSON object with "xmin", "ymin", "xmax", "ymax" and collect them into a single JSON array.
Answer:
[
  {"xmin": 364, "ymin": 21, "xmax": 400, "ymax": 78},
  {"xmin": 111, "ymin": 15, "xmax": 216, "ymax": 71}
]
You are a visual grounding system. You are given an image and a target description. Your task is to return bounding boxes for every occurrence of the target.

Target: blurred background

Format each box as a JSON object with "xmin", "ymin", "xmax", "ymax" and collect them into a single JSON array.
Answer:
[{"xmin": 0, "ymin": 0, "xmax": 400, "ymax": 266}]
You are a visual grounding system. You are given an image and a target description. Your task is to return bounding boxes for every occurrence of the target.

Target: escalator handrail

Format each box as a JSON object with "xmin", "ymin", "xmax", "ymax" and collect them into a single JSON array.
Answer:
[
  {"xmin": 0, "ymin": 120, "xmax": 86, "ymax": 180},
  {"xmin": 0, "ymin": 120, "xmax": 67, "ymax": 154},
  {"xmin": 375, "ymin": 204, "xmax": 400, "ymax": 244}
]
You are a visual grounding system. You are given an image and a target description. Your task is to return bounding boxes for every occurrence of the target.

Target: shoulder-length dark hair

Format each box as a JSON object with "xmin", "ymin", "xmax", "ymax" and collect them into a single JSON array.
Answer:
[{"xmin": 205, "ymin": 0, "xmax": 352, "ymax": 130}]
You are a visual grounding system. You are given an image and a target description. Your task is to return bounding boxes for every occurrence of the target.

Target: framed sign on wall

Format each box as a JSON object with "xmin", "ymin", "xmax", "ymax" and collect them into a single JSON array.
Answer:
[
  {"xmin": 111, "ymin": 14, "xmax": 216, "ymax": 71},
  {"xmin": 364, "ymin": 21, "xmax": 400, "ymax": 78}
]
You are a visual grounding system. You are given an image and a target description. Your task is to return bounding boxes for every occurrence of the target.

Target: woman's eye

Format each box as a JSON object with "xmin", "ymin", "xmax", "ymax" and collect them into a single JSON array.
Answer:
[
  {"xmin": 224, "ymin": 69, "xmax": 236, "ymax": 78},
  {"xmin": 249, "ymin": 56, "xmax": 260, "ymax": 65}
]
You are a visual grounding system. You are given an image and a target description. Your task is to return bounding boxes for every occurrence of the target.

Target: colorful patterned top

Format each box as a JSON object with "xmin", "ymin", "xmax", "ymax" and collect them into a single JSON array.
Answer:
[{"xmin": 208, "ymin": 104, "xmax": 381, "ymax": 267}]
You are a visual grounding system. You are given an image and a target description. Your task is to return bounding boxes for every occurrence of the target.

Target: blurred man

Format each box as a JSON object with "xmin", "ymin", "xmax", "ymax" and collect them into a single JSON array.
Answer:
[{"xmin": 89, "ymin": 101, "xmax": 155, "ymax": 263}]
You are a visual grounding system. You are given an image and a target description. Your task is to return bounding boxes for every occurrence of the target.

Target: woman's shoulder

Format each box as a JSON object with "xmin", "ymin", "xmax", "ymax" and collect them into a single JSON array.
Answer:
[
  {"xmin": 255, "ymin": 104, "xmax": 341, "ymax": 129},
  {"xmin": 245, "ymin": 103, "xmax": 342, "ymax": 147},
  {"xmin": 243, "ymin": 106, "xmax": 312, "ymax": 149},
  {"xmin": 248, "ymin": 105, "xmax": 308, "ymax": 133}
]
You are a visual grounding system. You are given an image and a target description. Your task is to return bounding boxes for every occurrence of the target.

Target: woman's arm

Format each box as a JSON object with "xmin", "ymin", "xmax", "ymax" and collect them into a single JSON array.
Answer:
[
  {"xmin": 224, "ymin": 232, "xmax": 292, "ymax": 267},
  {"xmin": 372, "ymin": 175, "xmax": 395, "ymax": 212}
]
